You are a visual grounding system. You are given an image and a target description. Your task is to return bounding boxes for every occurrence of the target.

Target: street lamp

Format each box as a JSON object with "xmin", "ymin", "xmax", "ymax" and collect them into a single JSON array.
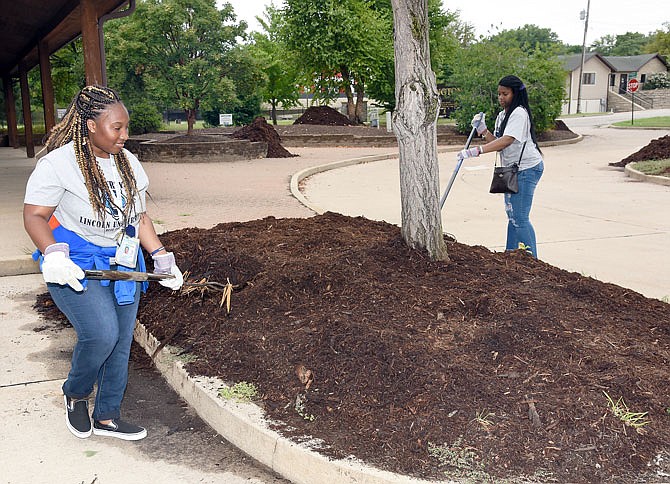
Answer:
[{"xmin": 576, "ymin": 0, "xmax": 590, "ymax": 114}]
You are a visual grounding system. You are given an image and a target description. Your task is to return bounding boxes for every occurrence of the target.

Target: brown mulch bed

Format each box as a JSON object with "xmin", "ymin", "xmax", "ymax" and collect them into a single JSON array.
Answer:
[
  {"xmin": 108, "ymin": 213, "xmax": 668, "ymax": 483},
  {"xmin": 609, "ymin": 135, "xmax": 670, "ymax": 168}
]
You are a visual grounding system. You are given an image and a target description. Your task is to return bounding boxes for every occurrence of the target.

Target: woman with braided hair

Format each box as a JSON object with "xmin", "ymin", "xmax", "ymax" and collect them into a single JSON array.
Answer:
[{"xmin": 24, "ymin": 85, "xmax": 183, "ymax": 440}]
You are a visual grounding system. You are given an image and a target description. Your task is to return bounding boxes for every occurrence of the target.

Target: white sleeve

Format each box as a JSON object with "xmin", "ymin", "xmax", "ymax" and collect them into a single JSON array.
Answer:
[
  {"xmin": 24, "ymin": 159, "xmax": 65, "ymax": 207},
  {"xmin": 502, "ymin": 107, "xmax": 529, "ymax": 142}
]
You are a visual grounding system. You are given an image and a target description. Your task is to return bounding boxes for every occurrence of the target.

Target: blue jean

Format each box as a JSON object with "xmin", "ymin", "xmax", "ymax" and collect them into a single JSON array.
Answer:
[
  {"xmin": 504, "ymin": 161, "xmax": 544, "ymax": 258},
  {"xmin": 48, "ymin": 279, "xmax": 140, "ymax": 421}
]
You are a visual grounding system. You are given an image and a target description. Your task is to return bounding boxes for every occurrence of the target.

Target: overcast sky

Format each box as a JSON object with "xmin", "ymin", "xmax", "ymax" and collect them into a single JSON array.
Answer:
[{"xmin": 221, "ymin": 0, "xmax": 669, "ymax": 47}]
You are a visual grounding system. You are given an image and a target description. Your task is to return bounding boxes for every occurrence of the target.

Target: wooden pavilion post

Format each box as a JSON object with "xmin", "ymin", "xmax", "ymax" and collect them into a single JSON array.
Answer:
[
  {"xmin": 81, "ymin": 0, "xmax": 104, "ymax": 85},
  {"xmin": 2, "ymin": 75, "xmax": 20, "ymax": 148},
  {"xmin": 18, "ymin": 62, "xmax": 35, "ymax": 158},
  {"xmin": 38, "ymin": 39, "xmax": 56, "ymax": 134}
]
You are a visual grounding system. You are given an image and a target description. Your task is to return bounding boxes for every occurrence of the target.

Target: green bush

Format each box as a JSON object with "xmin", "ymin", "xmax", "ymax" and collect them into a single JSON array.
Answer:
[
  {"xmin": 642, "ymin": 72, "xmax": 670, "ymax": 90},
  {"xmin": 448, "ymin": 43, "xmax": 565, "ymax": 135},
  {"xmin": 129, "ymin": 101, "xmax": 163, "ymax": 135}
]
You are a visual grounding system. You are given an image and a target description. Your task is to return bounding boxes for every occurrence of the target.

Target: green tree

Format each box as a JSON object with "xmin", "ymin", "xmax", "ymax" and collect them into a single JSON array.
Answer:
[
  {"xmin": 448, "ymin": 40, "xmax": 564, "ymax": 134},
  {"xmin": 106, "ymin": 0, "xmax": 245, "ymax": 134},
  {"xmin": 489, "ymin": 24, "xmax": 562, "ymax": 55},
  {"xmin": 249, "ymin": 5, "xmax": 300, "ymax": 125},
  {"xmin": 591, "ymin": 32, "xmax": 649, "ymax": 56},
  {"xmin": 366, "ymin": 0, "xmax": 471, "ymax": 111},
  {"xmin": 282, "ymin": 0, "xmax": 388, "ymax": 124},
  {"xmin": 644, "ymin": 23, "xmax": 670, "ymax": 58},
  {"xmin": 222, "ymin": 45, "xmax": 266, "ymax": 126}
]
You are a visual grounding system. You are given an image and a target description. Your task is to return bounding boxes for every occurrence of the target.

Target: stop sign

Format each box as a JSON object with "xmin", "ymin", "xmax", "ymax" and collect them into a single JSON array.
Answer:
[{"xmin": 627, "ymin": 78, "xmax": 639, "ymax": 93}]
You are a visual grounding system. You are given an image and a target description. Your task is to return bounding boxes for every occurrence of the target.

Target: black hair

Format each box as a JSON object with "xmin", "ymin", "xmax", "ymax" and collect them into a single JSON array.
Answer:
[
  {"xmin": 43, "ymin": 85, "xmax": 138, "ymax": 221},
  {"xmin": 497, "ymin": 75, "xmax": 541, "ymax": 154}
]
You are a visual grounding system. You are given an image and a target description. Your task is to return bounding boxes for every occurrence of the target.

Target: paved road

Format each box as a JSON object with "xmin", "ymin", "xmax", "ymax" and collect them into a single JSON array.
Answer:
[{"xmin": 302, "ymin": 110, "xmax": 670, "ymax": 301}]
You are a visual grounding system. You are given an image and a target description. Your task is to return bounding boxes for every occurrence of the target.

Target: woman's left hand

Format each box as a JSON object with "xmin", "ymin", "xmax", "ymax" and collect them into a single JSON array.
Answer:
[{"xmin": 152, "ymin": 252, "xmax": 184, "ymax": 290}]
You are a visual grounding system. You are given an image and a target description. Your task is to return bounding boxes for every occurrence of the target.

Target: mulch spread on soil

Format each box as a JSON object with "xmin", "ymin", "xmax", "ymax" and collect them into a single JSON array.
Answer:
[
  {"xmin": 114, "ymin": 213, "xmax": 669, "ymax": 484},
  {"xmin": 609, "ymin": 134, "xmax": 670, "ymax": 168},
  {"xmin": 294, "ymin": 105, "xmax": 354, "ymax": 126},
  {"xmin": 232, "ymin": 116, "xmax": 297, "ymax": 158}
]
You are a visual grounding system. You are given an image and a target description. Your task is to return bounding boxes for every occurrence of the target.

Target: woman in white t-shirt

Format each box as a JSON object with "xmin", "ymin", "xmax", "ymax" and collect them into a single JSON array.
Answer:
[
  {"xmin": 456, "ymin": 75, "xmax": 545, "ymax": 258},
  {"xmin": 24, "ymin": 86, "xmax": 183, "ymax": 441}
]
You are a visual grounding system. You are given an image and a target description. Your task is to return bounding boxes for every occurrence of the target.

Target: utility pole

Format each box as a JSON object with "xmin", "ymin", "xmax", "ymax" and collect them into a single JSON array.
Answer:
[{"xmin": 576, "ymin": 0, "xmax": 590, "ymax": 114}]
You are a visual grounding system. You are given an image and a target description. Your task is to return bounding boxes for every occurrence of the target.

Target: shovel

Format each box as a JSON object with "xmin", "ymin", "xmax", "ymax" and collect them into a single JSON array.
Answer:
[
  {"xmin": 439, "ymin": 112, "xmax": 485, "ymax": 209},
  {"xmin": 84, "ymin": 269, "xmax": 232, "ymax": 294},
  {"xmin": 84, "ymin": 269, "xmax": 175, "ymax": 282}
]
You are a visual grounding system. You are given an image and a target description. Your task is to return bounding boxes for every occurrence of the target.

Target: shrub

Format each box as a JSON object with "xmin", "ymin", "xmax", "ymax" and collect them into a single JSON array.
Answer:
[
  {"xmin": 643, "ymin": 72, "xmax": 670, "ymax": 90},
  {"xmin": 129, "ymin": 101, "xmax": 163, "ymax": 135}
]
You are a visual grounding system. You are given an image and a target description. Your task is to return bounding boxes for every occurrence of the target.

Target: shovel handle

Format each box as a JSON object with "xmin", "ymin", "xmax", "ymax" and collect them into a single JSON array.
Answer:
[{"xmin": 84, "ymin": 269, "xmax": 175, "ymax": 281}]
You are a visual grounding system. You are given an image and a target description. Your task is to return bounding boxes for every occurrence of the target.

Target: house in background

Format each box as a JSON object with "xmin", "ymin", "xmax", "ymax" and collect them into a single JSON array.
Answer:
[
  {"xmin": 559, "ymin": 53, "xmax": 669, "ymax": 114},
  {"xmin": 560, "ymin": 53, "xmax": 614, "ymax": 114}
]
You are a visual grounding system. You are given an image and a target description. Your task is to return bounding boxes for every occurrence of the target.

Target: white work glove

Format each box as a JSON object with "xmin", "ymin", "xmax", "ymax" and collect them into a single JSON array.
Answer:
[
  {"xmin": 457, "ymin": 146, "xmax": 483, "ymax": 162},
  {"xmin": 152, "ymin": 252, "xmax": 184, "ymax": 290},
  {"xmin": 471, "ymin": 113, "xmax": 487, "ymax": 135},
  {"xmin": 41, "ymin": 243, "xmax": 84, "ymax": 291}
]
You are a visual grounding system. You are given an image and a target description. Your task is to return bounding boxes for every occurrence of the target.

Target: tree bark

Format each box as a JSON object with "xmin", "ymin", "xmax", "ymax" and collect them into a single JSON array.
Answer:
[
  {"xmin": 341, "ymin": 66, "xmax": 357, "ymax": 124},
  {"xmin": 271, "ymin": 100, "xmax": 278, "ymax": 125},
  {"xmin": 354, "ymin": 80, "xmax": 366, "ymax": 125},
  {"xmin": 390, "ymin": 0, "xmax": 448, "ymax": 261},
  {"xmin": 186, "ymin": 108, "xmax": 196, "ymax": 135}
]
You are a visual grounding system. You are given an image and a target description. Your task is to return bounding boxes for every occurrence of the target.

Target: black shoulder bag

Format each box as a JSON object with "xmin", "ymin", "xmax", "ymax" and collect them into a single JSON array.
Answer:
[{"xmin": 489, "ymin": 141, "xmax": 526, "ymax": 194}]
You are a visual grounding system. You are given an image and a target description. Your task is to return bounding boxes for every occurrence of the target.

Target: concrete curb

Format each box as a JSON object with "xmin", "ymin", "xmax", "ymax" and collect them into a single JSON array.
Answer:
[
  {"xmin": 290, "ymin": 136, "xmax": 583, "ymax": 215},
  {"xmin": 625, "ymin": 163, "xmax": 670, "ymax": 186},
  {"xmin": 0, "ymin": 255, "xmax": 39, "ymax": 277},
  {"xmin": 133, "ymin": 322, "xmax": 452, "ymax": 484}
]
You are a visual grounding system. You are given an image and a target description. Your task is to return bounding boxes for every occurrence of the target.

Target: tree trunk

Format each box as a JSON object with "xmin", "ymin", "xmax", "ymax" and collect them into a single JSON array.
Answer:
[
  {"xmin": 354, "ymin": 80, "xmax": 366, "ymax": 125},
  {"xmin": 271, "ymin": 100, "xmax": 278, "ymax": 125},
  {"xmin": 186, "ymin": 108, "xmax": 196, "ymax": 135},
  {"xmin": 390, "ymin": 0, "xmax": 448, "ymax": 261},
  {"xmin": 341, "ymin": 66, "xmax": 357, "ymax": 124}
]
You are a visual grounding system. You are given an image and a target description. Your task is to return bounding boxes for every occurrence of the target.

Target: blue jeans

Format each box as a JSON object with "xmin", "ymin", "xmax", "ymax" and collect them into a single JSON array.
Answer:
[
  {"xmin": 504, "ymin": 161, "xmax": 544, "ymax": 258},
  {"xmin": 48, "ymin": 279, "xmax": 140, "ymax": 421}
]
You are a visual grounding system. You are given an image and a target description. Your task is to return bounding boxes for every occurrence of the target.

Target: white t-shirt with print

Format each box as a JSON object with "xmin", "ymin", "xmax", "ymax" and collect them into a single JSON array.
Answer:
[
  {"xmin": 24, "ymin": 142, "xmax": 148, "ymax": 247},
  {"xmin": 494, "ymin": 106, "xmax": 543, "ymax": 170}
]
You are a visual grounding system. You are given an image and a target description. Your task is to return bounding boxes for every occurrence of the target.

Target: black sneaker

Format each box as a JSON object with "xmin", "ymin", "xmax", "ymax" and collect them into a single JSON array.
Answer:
[
  {"xmin": 93, "ymin": 419, "xmax": 147, "ymax": 441},
  {"xmin": 64, "ymin": 395, "xmax": 92, "ymax": 438}
]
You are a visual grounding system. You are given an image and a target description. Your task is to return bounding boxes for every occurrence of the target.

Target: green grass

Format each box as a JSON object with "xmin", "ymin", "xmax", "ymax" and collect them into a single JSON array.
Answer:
[
  {"xmin": 612, "ymin": 116, "xmax": 670, "ymax": 128},
  {"xmin": 630, "ymin": 159, "xmax": 670, "ymax": 176}
]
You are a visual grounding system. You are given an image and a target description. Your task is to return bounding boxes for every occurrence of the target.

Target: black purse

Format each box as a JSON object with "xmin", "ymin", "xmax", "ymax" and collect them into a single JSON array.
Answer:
[{"xmin": 489, "ymin": 142, "xmax": 526, "ymax": 194}]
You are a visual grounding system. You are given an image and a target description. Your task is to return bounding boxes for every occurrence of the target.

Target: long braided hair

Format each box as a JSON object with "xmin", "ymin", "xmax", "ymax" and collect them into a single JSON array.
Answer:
[
  {"xmin": 44, "ymin": 85, "xmax": 139, "ymax": 222},
  {"xmin": 497, "ymin": 75, "xmax": 542, "ymax": 154}
]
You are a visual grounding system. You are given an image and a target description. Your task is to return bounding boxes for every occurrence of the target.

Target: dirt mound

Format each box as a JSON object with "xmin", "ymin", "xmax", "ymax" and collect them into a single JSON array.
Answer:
[
  {"xmin": 552, "ymin": 119, "xmax": 571, "ymax": 131},
  {"xmin": 294, "ymin": 106, "xmax": 353, "ymax": 126},
  {"xmin": 117, "ymin": 213, "xmax": 670, "ymax": 484},
  {"xmin": 610, "ymin": 134, "xmax": 670, "ymax": 167},
  {"xmin": 232, "ymin": 117, "xmax": 297, "ymax": 158}
]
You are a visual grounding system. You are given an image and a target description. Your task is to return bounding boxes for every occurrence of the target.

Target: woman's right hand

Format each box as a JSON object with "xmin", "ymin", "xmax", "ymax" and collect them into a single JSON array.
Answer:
[{"xmin": 41, "ymin": 243, "xmax": 84, "ymax": 291}]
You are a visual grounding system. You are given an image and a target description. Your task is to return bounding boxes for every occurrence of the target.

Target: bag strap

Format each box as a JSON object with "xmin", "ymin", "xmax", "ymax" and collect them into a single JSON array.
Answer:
[
  {"xmin": 495, "ymin": 140, "xmax": 527, "ymax": 167},
  {"xmin": 516, "ymin": 141, "xmax": 527, "ymax": 166}
]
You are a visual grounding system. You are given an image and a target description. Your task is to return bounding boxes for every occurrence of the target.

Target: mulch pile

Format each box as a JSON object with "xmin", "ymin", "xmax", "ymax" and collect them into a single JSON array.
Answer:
[
  {"xmin": 232, "ymin": 116, "xmax": 296, "ymax": 158},
  {"xmin": 80, "ymin": 212, "xmax": 669, "ymax": 484},
  {"xmin": 609, "ymin": 134, "xmax": 670, "ymax": 167},
  {"xmin": 294, "ymin": 106, "xmax": 353, "ymax": 126}
]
